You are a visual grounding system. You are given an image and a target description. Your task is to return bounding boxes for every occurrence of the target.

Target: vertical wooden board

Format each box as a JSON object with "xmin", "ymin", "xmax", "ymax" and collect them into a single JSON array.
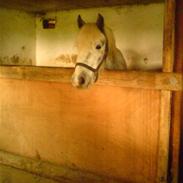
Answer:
[
  {"xmin": 170, "ymin": 0, "xmax": 183, "ymax": 182},
  {"xmin": 0, "ymin": 79, "xmax": 161, "ymax": 183},
  {"xmin": 157, "ymin": 91, "xmax": 172, "ymax": 183},
  {"xmin": 170, "ymin": 92, "xmax": 183, "ymax": 183},
  {"xmin": 162, "ymin": 0, "xmax": 175, "ymax": 72},
  {"xmin": 157, "ymin": 0, "xmax": 175, "ymax": 182}
]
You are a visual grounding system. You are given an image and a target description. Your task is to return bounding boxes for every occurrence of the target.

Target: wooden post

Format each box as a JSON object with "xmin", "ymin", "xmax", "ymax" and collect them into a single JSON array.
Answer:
[
  {"xmin": 157, "ymin": 0, "xmax": 175, "ymax": 182},
  {"xmin": 169, "ymin": 0, "xmax": 183, "ymax": 182}
]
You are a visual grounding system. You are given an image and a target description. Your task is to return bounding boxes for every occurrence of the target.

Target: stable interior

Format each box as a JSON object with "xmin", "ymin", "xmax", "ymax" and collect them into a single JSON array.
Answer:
[
  {"xmin": 2, "ymin": 1, "xmax": 178, "ymax": 183},
  {"xmin": 0, "ymin": 0, "xmax": 164, "ymax": 71},
  {"xmin": 0, "ymin": 0, "xmax": 182, "ymax": 183}
]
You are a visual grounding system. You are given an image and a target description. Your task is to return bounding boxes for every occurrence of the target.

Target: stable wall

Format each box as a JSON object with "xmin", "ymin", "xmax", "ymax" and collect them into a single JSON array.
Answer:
[
  {"xmin": 0, "ymin": 8, "xmax": 36, "ymax": 65},
  {"xmin": 0, "ymin": 79, "xmax": 161, "ymax": 183},
  {"xmin": 36, "ymin": 3, "xmax": 164, "ymax": 70},
  {"xmin": 0, "ymin": 3, "xmax": 164, "ymax": 70},
  {"xmin": 0, "ymin": 2, "xmax": 171, "ymax": 183}
]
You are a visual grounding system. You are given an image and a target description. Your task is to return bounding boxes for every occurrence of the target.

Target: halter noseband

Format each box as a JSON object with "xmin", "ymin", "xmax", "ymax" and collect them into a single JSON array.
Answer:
[{"xmin": 75, "ymin": 32, "xmax": 108, "ymax": 82}]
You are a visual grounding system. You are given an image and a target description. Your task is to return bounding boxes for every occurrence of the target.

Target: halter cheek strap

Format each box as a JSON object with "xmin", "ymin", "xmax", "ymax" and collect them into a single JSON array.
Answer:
[
  {"xmin": 75, "ymin": 50, "xmax": 107, "ymax": 82},
  {"xmin": 75, "ymin": 33, "xmax": 108, "ymax": 82}
]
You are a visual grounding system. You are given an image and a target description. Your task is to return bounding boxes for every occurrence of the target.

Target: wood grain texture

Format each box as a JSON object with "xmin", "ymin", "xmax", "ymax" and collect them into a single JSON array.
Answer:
[
  {"xmin": 170, "ymin": 0, "xmax": 183, "ymax": 182},
  {"xmin": 0, "ymin": 0, "xmax": 164, "ymax": 12},
  {"xmin": 0, "ymin": 163, "xmax": 58, "ymax": 183},
  {"xmin": 0, "ymin": 78, "xmax": 161, "ymax": 183},
  {"xmin": 157, "ymin": 0, "xmax": 176, "ymax": 182},
  {"xmin": 157, "ymin": 91, "xmax": 172, "ymax": 183},
  {"xmin": 0, "ymin": 150, "xmax": 120, "ymax": 183},
  {"xmin": 0, "ymin": 66, "xmax": 182, "ymax": 91},
  {"xmin": 162, "ymin": 0, "xmax": 175, "ymax": 72},
  {"xmin": 170, "ymin": 92, "xmax": 183, "ymax": 183}
]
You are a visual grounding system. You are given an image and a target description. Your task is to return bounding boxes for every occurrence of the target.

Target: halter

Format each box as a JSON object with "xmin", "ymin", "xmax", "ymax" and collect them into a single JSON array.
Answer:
[{"xmin": 75, "ymin": 31, "xmax": 108, "ymax": 82}]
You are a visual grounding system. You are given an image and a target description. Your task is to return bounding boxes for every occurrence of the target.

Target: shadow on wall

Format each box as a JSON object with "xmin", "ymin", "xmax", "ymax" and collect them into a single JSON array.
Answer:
[{"xmin": 124, "ymin": 49, "xmax": 161, "ymax": 71}]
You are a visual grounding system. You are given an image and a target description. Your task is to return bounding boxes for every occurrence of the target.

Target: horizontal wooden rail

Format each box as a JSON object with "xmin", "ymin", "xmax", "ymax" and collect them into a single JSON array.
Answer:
[
  {"xmin": 0, "ymin": 0, "xmax": 164, "ymax": 12},
  {"xmin": 0, "ymin": 66, "xmax": 182, "ymax": 91},
  {"xmin": 0, "ymin": 150, "xmax": 121, "ymax": 183}
]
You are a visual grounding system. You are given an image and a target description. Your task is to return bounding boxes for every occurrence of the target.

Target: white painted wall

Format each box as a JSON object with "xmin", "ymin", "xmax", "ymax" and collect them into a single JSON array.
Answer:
[
  {"xmin": 36, "ymin": 3, "xmax": 164, "ymax": 70},
  {"xmin": 0, "ymin": 8, "xmax": 36, "ymax": 65},
  {"xmin": 0, "ymin": 4, "xmax": 164, "ymax": 70}
]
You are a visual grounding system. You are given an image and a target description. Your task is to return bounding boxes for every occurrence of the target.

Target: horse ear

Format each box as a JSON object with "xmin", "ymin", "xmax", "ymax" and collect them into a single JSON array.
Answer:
[
  {"xmin": 77, "ymin": 15, "xmax": 85, "ymax": 29},
  {"xmin": 96, "ymin": 13, "xmax": 104, "ymax": 32}
]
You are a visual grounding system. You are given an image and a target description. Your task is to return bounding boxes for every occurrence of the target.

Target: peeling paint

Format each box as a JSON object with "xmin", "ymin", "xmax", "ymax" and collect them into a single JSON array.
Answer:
[
  {"xmin": 36, "ymin": 3, "xmax": 164, "ymax": 70},
  {"xmin": 0, "ymin": 4, "xmax": 164, "ymax": 70},
  {"xmin": 0, "ymin": 55, "xmax": 32, "ymax": 65},
  {"xmin": 0, "ymin": 8, "xmax": 36, "ymax": 66},
  {"xmin": 55, "ymin": 54, "xmax": 77, "ymax": 64}
]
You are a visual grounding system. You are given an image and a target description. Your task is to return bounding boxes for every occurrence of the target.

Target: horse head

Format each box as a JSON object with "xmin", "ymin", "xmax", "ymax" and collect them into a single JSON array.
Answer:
[{"xmin": 72, "ymin": 14, "xmax": 108, "ymax": 89}]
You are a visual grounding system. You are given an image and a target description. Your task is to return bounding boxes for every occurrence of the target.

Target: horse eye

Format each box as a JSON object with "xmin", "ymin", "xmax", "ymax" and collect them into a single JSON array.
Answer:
[{"xmin": 96, "ymin": 45, "xmax": 101, "ymax": 50}]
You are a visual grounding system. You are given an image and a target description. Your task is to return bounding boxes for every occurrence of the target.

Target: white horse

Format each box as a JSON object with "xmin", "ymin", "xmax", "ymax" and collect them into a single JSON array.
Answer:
[{"xmin": 72, "ymin": 14, "xmax": 127, "ymax": 89}]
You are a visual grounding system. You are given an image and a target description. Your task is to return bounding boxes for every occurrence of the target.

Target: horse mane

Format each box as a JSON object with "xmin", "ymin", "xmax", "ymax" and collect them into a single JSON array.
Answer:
[
  {"xmin": 104, "ymin": 26, "xmax": 116, "ymax": 60},
  {"xmin": 103, "ymin": 26, "xmax": 124, "ymax": 69}
]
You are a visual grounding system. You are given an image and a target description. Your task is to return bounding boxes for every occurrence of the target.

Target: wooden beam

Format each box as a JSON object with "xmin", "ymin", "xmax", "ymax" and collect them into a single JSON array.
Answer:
[
  {"xmin": 162, "ymin": 0, "xmax": 175, "ymax": 72},
  {"xmin": 157, "ymin": 0, "xmax": 176, "ymax": 182},
  {"xmin": 0, "ymin": 0, "xmax": 165, "ymax": 12},
  {"xmin": 0, "ymin": 66, "xmax": 182, "ymax": 91},
  {"xmin": 0, "ymin": 164, "xmax": 59, "ymax": 183},
  {"xmin": 169, "ymin": 0, "xmax": 183, "ymax": 182},
  {"xmin": 0, "ymin": 150, "xmax": 122, "ymax": 183},
  {"xmin": 158, "ymin": 91, "xmax": 172, "ymax": 183}
]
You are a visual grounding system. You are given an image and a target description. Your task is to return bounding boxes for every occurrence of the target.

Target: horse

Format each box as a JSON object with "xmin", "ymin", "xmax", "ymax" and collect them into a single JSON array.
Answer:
[{"xmin": 72, "ymin": 14, "xmax": 127, "ymax": 89}]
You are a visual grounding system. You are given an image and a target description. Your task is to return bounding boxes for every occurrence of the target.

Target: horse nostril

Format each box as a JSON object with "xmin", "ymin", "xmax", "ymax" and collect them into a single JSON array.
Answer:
[{"xmin": 78, "ymin": 76, "xmax": 85, "ymax": 85}]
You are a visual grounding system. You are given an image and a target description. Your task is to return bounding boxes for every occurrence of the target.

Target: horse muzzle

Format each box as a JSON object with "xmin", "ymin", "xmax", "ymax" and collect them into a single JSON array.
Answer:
[{"xmin": 71, "ymin": 71, "xmax": 95, "ymax": 89}]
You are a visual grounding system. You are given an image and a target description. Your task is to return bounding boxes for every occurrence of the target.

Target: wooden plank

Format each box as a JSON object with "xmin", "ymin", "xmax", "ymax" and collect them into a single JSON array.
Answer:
[
  {"xmin": 0, "ymin": 79, "xmax": 161, "ymax": 183},
  {"xmin": 157, "ymin": 91, "xmax": 172, "ymax": 183},
  {"xmin": 0, "ymin": 66, "xmax": 182, "ymax": 91},
  {"xmin": 162, "ymin": 0, "xmax": 175, "ymax": 72},
  {"xmin": 0, "ymin": 0, "xmax": 164, "ymax": 12},
  {"xmin": 157, "ymin": 0, "xmax": 175, "ymax": 182},
  {"xmin": 0, "ymin": 164, "xmax": 59, "ymax": 183},
  {"xmin": 169, "ymin": 0, "xmax": 183, "ymax": 182},
  {"xmin": 0, "ymin": 150, "xmax": 120, "ymax": 183},
  {"xmin": 170, "ymin": 92, "xmax": 183, "ymax": 183}
]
